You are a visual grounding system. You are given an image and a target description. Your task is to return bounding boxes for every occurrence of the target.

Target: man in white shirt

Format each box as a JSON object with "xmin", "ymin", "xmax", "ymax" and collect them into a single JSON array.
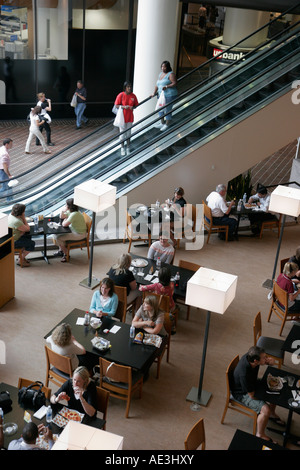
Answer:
[
  {"xmin": 206, "ymin": 183, "xmax": 237, "ymax": 240},
  {"xmin": 8, "ymin": 422, "xmax": 54, "ymax": 450}
]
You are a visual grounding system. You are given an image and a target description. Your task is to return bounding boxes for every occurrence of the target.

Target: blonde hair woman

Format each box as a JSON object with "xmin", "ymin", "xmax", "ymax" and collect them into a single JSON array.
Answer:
[
  {"xmin": 46, "ymin": 323, "xmax": 86, "ymax": 371},
  {"xmin": 50, "ymin": 366, "xmax": 97, "ymax": 421},
  {"xmin": 108, "ymin": 253, "xmax": 141, "ymax": 305}
]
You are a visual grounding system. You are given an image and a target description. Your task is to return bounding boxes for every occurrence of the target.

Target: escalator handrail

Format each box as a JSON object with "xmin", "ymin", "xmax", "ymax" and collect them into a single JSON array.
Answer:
[{"xmin": 1, "ymin": 4, "xmax": 300, "ymax": 191}]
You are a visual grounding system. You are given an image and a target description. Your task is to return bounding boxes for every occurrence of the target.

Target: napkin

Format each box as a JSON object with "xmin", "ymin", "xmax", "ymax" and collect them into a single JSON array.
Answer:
[
  {"xmin": 76, "ymin": 317, "xmax": 85, "ymax": 325},
  {"xmin": 144, "ymin": 274, "xmax": 153, "ymax": 281}
]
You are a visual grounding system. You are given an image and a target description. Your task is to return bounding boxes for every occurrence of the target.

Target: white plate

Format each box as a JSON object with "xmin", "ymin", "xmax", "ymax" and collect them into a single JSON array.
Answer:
[
  {"xmin": 131, "ymin": 258, "xmax": 148, "ymax": 268},
  {"xmin": 137, "ymin": 206, "xmax": 147, "ymax": 212}
]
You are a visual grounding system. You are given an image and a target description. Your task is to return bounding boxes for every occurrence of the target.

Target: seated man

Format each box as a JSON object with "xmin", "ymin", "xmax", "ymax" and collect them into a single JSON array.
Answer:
[
  {"xmin": 147, "ymin": 232, "xmax": 174, "ymax": 264},
  {"xmin": 231, "ymin": 346, "xmax": 285, "ymax": 442},
  {"xmin": 206, "ymin": 184, "xmax": 237, "ymax": 240},
  {"xmin": 8, "ymin": 422, "xmax": 54, "ymax": 450},
  {"xmin": 248, "ymin": 185, "xmax": 277, "ymax": 235}
]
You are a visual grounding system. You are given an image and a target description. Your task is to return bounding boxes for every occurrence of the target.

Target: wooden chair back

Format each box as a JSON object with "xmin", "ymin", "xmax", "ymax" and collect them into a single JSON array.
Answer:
[
  {"xmin": 267, "ymin": 281, "xmax": 291, "ymax": 336},
  {"xmin": 253, "ymin": 311, "xmax": 262, "ymax": 345},
  {"xmin": 18, "ymin": 377, "xmax": 52, "ymax": 400},
  {"xmin": 99, "ymin": 358, "xmax": 143, "ymax": 418},
  {"xmin": 114, "ymin": 285, "xmax": 127, "ymax": 322},
  {"xmin": 154, "ymin": 312, "xmax": 172, "ymax": 379},
  {"xmin": 202, "ymin": 200, "xmax": 229, "ymax": 243},
  {"xmin": 123, "ymin": 210, "xmax": 151, "ymax": 253},
  {"xmin": 142, "ymin": 291, "xmax": 170, "ymax": 313},
  {"xmin": 44, "ymin": 345, "xmax": 73, "ymax": 387},
  {"xmin": 96, "ymin": 386, "xmax": 110, "ymax": 430},
  {"xmin": 280, "ymin": 257, "xmax": 290, "ymax": 273},
  {"xmin": 221, "ymin": 355, "xmax": 257, "ymax": 435},
  {"xmin": 184, "ymin": 418, "xmax": 205, "ymax": 450}
]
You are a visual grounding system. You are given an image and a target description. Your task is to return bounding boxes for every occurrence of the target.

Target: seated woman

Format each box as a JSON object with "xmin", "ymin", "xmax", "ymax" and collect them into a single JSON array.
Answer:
[
  {"xmin": 107, "ymin": 253, "xmax": 141, "ymax": 306},
  {"xmin": 45, "ymin": 323, "xmax": 86, "ymax": 371},
  {"xmin": 8, "ymin": 203, "xmax": 35, "ymax": 267},
  {"xmin": 50, "ymin": 366, "xmax": 97, "ymax": 422},
  {"xmin": 248, "ymin": 185, "xmax": 278, "ymax": 235},
  {"xmin": 132, "ymin": 295, "xmax": 166, "ymax": 336},
  {"xmin": 139, "ymin": 266, "xmax": 175, "ymax": 312},
  {"xmin": 53, "ymin": 198, "xmax": 87, "ymax": 263},
  {"xmin": 147, "ymin": 232, "xmax": 174, "ymax": 264},
  {"xmin": 277, "ymin": 262, "xmax": 300, "ymax": 316},
  {"xmin": 89, "ymin": 277, "xmax": 118, "ymax": 318},
  {"xmin": 289, "ymin": 246, "xmax": 300, "ymax": 282}
]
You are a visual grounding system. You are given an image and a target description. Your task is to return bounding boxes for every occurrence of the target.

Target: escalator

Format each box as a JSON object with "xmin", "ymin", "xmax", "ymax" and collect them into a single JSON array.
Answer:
[{"xmin": 1, "ymin": 4, "xmax": 300, "ymax": 216}]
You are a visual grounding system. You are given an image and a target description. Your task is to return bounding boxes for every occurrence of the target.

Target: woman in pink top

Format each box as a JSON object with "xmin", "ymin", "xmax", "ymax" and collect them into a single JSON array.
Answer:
[
  {"xmin": 276, "ymin": 261, "xmax": 300, "ymax": 316},
  {"xmin": 139, "ymin": 266, "xmax": 175, "ymax": 312},
  {"xmin": 114, "ymin": 81, "xmax": 138, "ymax": 156}
]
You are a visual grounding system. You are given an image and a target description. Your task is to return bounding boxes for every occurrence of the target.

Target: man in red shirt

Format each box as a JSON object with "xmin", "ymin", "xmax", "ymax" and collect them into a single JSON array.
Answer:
[{"xmin": 114, "ymin": 81, "xmax": 138, "ymax": 156}]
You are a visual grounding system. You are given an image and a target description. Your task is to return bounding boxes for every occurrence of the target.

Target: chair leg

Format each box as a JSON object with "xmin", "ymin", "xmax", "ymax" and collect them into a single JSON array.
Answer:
[
  {"xmin": 128, "ymin": 239, "xmax": 132, "ymax": 253},
  {"xmin": 220, "ymin": 402, "xmax": 228, "ymax": 424}
]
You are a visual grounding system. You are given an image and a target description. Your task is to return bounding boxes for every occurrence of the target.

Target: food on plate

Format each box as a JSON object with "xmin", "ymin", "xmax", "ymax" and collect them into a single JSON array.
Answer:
[{"xmin": 67, "ymin": 410, "xmax": 81, "ymax": 421}]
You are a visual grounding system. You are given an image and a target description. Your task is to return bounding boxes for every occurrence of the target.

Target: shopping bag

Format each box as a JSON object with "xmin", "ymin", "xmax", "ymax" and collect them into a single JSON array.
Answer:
[
  {"xmin": 113, "ymin": 106, "xmax": 125, "ymax": 127},
  {"xmin": 155, "ymin": 90, "xmax": 166, "ymax": 110},
  {"xmin": 70, "ymin": 93, "xmax": 77, "ymax": 107}
]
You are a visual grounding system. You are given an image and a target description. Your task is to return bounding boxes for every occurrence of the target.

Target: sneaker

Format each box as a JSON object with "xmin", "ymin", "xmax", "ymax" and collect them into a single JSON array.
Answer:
[
  {"xmin": 154, "ymin": 122, "xmax": 163, "ymax": 128},
  {"xmin": 61, "ymin": 255, "xmax": 67, "ymax": 263},
  {"xmin": 54, "ymin": 250, "xmax": 64, "ymax": 257},
  {"xmin": 121, "ymin": 147, "xmax": 126, "ymax": 156},
  {"xmin": 44, "ymin": 150, "xmax": 51, "ymax": 154},
  {"xmin": 160, "ymin": 124, "xmax": 168, "ymax": 131},
  {"xmin": 48, "ymin": 142, "xmax": 55, "ymax": 146}
]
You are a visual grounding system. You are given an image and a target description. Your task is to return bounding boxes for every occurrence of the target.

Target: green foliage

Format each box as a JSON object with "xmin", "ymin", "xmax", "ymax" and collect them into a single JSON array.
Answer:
[{"xmin": 226, "ymin": 171, "xmax": 253, "ymax": 201}]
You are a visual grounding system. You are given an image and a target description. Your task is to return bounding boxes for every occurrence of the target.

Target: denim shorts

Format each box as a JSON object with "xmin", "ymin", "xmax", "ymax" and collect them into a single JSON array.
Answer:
[{"xmin": 238, "ymin": 394, "xmax": 265, "ymax": 414}]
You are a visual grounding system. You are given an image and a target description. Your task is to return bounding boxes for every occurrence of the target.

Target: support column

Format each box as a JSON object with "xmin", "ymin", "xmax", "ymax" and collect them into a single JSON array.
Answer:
[
  {"xmin": 132, "ymin": 0, "xmax": 180, "ymax": 122},
  {"xmin": 223, "ymin": 8, "xmax": 270, "ymax": 47}
]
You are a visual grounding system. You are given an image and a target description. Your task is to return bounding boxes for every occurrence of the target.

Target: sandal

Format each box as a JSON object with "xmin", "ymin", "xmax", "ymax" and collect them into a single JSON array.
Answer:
[{"xmin": 61, "ymin": 255, "xmax": 67, "ymax": 263}]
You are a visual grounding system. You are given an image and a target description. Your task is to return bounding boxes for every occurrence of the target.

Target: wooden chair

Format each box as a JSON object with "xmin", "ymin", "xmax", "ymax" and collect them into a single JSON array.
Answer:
[
  {"xmin": 44, "ymin": 345, "xmax": 73, "ymax": 387},
  {"xmin": 154, "ymin": 312, "xmax": 172, "ymax": 379},
  {"xmin": 202, "ymin": 200, "xmax": 229, "ymax": 243},
  {"xmin": 141, "ymin": 290, "xmax": 177, "ymax": 327},
  {"xmin": 96, "ymin": 386, "xmax": 110, "ymax": 430},
  {"xmin": 175, "ymin": 204, "xmax": 198, "ymax": 249},
  {"xmin": 65, "ymin": 212, "xmax": 92, "ymax": 262},
  {"xmin": 267, "ymin": 280, "xmax": 299, "ymax": 336},
  {"xmin": 14, "ymin": 248, "xmax": 24, "ymax": 267},
  {"xmin": 177, "ymin": 260, "xmax": 201, "ymax": 320},
  {"xmin": 99, "ymin": 358, "xmax": 143, "ymax": 418},
  {"xmin": 18, "ymin": 377, "xmax": 52, "ymax": 400},
  {"xmin": 221, "ymin": 355, "xmax": 257, "ymax": 435},
  {"xmin": 253, "ymin": 311, "xmax": 285, "ymax": 368},
  {"xmin": 114, "ymin": 285, "xmax": 138, "ymax": 322},
  {"xmin": 184, "ymin": 418, "xmax": 205, "ymax": 450},
  {"xmin": 123, "ymin": 210, "xmax": 151, "ymax": 253},
  {"xmin": 259, "ymin": 214, "xmax": 282, "ymax": 239}
]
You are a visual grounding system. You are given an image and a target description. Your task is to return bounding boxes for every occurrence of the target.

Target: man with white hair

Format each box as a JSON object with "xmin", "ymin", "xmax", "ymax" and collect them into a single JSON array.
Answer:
[{"xmin": 206, "ymin": 183, "xmax": 237, "ymax": 240}]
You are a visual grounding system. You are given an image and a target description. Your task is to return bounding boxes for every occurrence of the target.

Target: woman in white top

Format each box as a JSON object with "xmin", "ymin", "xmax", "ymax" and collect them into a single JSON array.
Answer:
[
  {"xmin": 25, "ymin": 105, "xmax": 51, "ymax": 154},
  {"xmin": 46, "ymin": 323, "xmax": 86, "ymax": 371}
]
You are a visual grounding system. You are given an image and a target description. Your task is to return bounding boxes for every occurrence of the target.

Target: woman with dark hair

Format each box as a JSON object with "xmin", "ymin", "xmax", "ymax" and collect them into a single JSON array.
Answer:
[
  {"xmin": 289, "ymin": 246, "xmax": 300, "ymax": 282},
  {"xmin": 139, "ymin": 266, "xmax": 175, "ymax": 312},
  {"xmin": 247, "ymin": 185, "xmax": 277, "ymax": 235},
  {"xmin": 53, "ymin": 198, "xmax": 87, "ymax": 262},
  {"xmin": 277, "ymin": 262, "xmax": 300, "ymax": 316},
  {"xmin": 25, "ymin": 105, "xmax": 51, "ymax": 154},
  {"xmin": 89, "ymin": 277, "xmax": 118, "ymax": 318},
  {"xmin": 8, "ymin": 203, "xmax": 35, "ymax": 267},
  {"xmin": 152, "ymin": 60, "xmax": 178, "ymax": 131},
  {"xmin": 114, "ymin": 81, "xmax": 139, "ymax": 156}
]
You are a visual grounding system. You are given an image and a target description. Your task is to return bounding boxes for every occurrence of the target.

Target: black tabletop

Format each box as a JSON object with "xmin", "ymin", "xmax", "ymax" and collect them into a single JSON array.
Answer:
[
  {"xmin": 44, "ymin": 308, "xmax": 160, "ymax": 372},
  {"xmin": 30, "ymin": 216, "xmax": 71, "ymax": 236},
  {"xmin": 0, "ymin": 382, "xmax": 105, "ymax": 448},
  {"xmin": 228, "ymin": 429, "xmax": 286, "ymax": 450},
  {"xmin": 282, "ymin": 323, "xmax": 300, "ymax": 353},
  {"xmin": 255, "ymin": 366, "xmax": 300, "ymax": 411},
  {"xmin": 130, "ymin": 254, "xmax": 194, "ymax": 299}
]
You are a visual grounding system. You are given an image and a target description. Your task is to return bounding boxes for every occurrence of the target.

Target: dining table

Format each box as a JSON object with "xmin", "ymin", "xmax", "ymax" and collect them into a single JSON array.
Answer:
[
  {"xmin": 44, "ymin": 308, "xmax": 164, "ymax": 373},
  {"xmin": 282, "ymin": 323, "xmax": 300, "ymax": 354},
  {"xmin": 29, "ymin": 215, "xmax": 71, "ymax": 263},
  {"xmin": 228, "ymin": 428, "xmax": 286, "ymax": 450},
  {"xmin": 255, "ymin": 366, "xmax": 300, "ymax": 447},
  {"xmin": 0, "ymin": 382, "xmax": 105, "ymax": 449},
  {"xmin": 230, "ymin": 202, "xmax": 258, "ymax": 237}
]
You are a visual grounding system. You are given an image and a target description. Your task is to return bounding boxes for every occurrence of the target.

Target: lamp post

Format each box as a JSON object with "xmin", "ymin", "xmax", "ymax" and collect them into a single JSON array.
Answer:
[
  {"xmin": 185, "ymin": 267, "xmax": 238, "ymax": 410},
  {"xmin": 262, "ymin": 185, "xmax": 300, "ymax": 290},
  {"xmin": 74, "ymin": 179, "xmax": 116, "ymax": 289},
  {"xmin": 0, "ymin": 213, "xmax": 8, "ymax": 238}
]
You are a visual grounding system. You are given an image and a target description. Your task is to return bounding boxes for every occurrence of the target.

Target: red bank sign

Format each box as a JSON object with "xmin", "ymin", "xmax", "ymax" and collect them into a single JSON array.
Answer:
[{"xmin": 213, "ymin": 48, "xmax": 245, "ymax": 63}]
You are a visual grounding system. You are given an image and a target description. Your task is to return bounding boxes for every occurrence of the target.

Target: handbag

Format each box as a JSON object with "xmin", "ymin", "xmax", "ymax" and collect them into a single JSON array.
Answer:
[
  {"xmin": 155, "ymin": 90, "xmax": 166, "ymax": 110},
  {"xmin": 70, "ymin": 93, "xmax": 77, "ymax": 108},
  {"xmin": 113, "ymin": 106, "xmax": 125, "ymax": 128},
  {"xmin": 18, "ymin": 381, "xmax": 46, "ymax": 410},
  {"xmin": 0, "ymin": 390, "xmax": 12, "ymax": 413}
]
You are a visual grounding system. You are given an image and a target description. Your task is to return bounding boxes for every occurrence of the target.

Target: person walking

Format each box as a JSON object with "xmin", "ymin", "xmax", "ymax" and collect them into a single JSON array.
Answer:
[
  {"xmin": 74, "ymin": 80, "xmax": 88, "ymax": 129},
  {"xmin": 35, "ymin": 92, "xmax": 54, "ymax": 146},
  {"xmin": 25, "ymin": 106, "xmax": 51, "ymax": 154},
  {"xmin": 0, "ymin": 137, "xmax": 13, "ymax": 197}
]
